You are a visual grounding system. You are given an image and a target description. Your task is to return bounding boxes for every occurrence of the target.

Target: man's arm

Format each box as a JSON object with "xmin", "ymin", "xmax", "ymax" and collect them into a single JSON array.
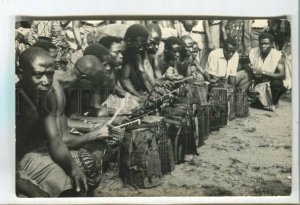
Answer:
[
  {"xmin": 204, "ymin": 20, "xmax": 215, "ymax": 49},
  {"xmin": 72, "ymin": 20, "xmax": 82, "ymax": 49},
  {"xmin": 52, "ymin": 83, "xmax": 110, "ymax": 149},
  {"xmin": 253, "ymin": 57, "xmax": 285, "ymax": 80},
  {"xmin": 228, "ymin": 76, "xmax": 236, "ymax": 86},
  {"xmin": 120, "ymin": 64, "xmax": 142, "ymax": 97},
  {"xmin": 44, "ymin": 91, "xmax": 88, "ymax": 194},
  {"xmin": 152, "ymin": 55, "xmax": 163, "ymax": 79},
  {"xmin": 221, "ymin": 20, "xmax": 228, "ymax": 40}
]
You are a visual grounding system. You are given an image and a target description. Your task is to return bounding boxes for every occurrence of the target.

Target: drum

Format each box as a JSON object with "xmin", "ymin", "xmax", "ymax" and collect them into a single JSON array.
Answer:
[
  {"xmin": 176, "ymin": 80, "xmax": 209, "ymax": 106},
  {"xmin": 194, "ymin": 105, "xmax": 210, "ymax": 146},
  {"xmin": 186, "ymin": 80, "xmax": 209, "ymax": 106},
  {"xmin": 120, "ymin": 127, "xmax": 162, "ymax": 188},
  {"xmin": 208, "ymin": 87, "xmax": 228, "ymax": 131},
  {"xmin": 209, "ymin": 103, "xmax": 228, "ymax": 131},
  {"xmin": 235, "ymin": 89, "xmax": 249, "ymax": 117},
  {"xmin": 209, "ymin": 87, "xmax": 227, "ymax": 105},
  {"xmin": 141, "ymin": 116, "xmax": 175, "ymax": 175},
  {"xmin": 162, "ymin": 103, "xmax": 196, "ymax": 163}
]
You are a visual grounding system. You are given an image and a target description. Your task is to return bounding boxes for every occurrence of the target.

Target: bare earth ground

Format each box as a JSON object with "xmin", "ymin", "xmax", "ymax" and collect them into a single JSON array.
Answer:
[{"xmin": 94, "ymin": 93, "xmax": 292, "ymax": 197}]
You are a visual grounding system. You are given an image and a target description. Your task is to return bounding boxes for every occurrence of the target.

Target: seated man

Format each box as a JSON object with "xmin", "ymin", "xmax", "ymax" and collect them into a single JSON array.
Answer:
[
  {"xmin": 145, "ymin": 23, "xmax": 163, "ymax": 79},
  {"xmin": 236, "ymin": 32, "xmax": 286, "ymax": 110},
  {"xmin": 206, "ymin": 38, "xmax": 239, "ymax": 86},
  {"xmin": 159, "ymin": 36, "xmax": 184, "ymax": 80},
  {"xmin": 99, "ymin": 36, "xmax": 141, "ymax": 111},
  {"xmin": 99, "ymin": 36, "xmax": 126, "ymax": 97},
  {"xmin": 16, "ymin": 47, "xmax": 110, "ymax": 197},
  {"xmin": 180, "ymin": 35, "xmax": 210, "ymax": 80},
  {"xmin": 190, "ymin": 41, "xmax": 210, "ymax": 81},
  {"xmin": 120, "ymin": 24, "xmax": 155, "ymax": 98}
]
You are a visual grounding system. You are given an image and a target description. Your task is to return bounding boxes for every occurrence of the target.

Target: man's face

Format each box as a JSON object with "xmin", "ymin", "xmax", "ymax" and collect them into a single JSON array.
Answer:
[
  {"xmin": 48, "ymin": 48, "xmax": 58, "ymax": 59},
  {"xmin": 109, "ymin": 42, "xmax": 123, "ymax": 69},
  {"xmin": 166, "ymin": 44, "xmax": 182, "ymax": 61},
  {"xmin": 183, "ymin": 38, "xmax": 194, "ymax": 57},
  {"xmin": 146, "ymin": 32, "xmax": 161, "ymax": 54},
  {"xmin": 259, "ymin": 38, "xmax": 272, "ymax": 55},
  {"xmin": 128, "ymin": 36, "xmax": 148, "ymax": 53},
  {"xmin": 26, "ymin": 55, "xmax": 54, "ymax": 91},
  {"xmin": 192, "ymin": 43, "xmax": 200, "ymax": 59},
  {"xmin": 101, "ymin": 54, "xmax": 113, "ymax": 77},
  {"xmin": 223, "ymin": 44, "xmax": 236, "ymax": 60}
]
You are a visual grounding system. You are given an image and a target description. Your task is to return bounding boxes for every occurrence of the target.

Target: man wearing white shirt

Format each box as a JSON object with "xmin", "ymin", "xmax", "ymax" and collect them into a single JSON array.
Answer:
[{"xmin": 206, "ymin": 38, "xmax": 239, "ymax": 86}]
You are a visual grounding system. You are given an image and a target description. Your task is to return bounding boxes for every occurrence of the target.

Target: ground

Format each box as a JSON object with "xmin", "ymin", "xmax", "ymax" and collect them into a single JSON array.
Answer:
[{"xmin": 94, "ymin": 92, "xmax": 292, "ymax": 197}]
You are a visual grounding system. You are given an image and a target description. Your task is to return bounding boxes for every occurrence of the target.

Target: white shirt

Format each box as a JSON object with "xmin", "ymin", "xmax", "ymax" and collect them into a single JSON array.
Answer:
[
  {"xmin": 206, "ymin": 48, "xmax": 239, "ymax": 78},
  {"xmin": 252, "ymin": 20, "xmax": 268, "ymax": 28}
]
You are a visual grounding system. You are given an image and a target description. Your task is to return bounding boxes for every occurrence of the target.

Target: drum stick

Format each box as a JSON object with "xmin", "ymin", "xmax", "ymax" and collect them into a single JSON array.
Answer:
[{"xmin": 114, "ymin": 119, "xmax": 141, "ymax": 128}]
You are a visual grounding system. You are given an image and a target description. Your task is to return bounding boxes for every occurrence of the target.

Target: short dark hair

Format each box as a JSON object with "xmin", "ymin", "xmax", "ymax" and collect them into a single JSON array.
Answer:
[
  {"xmin": 83, "ymin": 43, "xmax": 110, "ymax": 62},
  {"xmin": 19, "ymin": 47, "xmax": 50, "ymax": 73},
  {"xmin": 223, "ymin": 37, "xmax": 238, "ymax": 50},
  {"xmin": 33, "ymin": 40, "xmax": 57, "ymax": 52},
  {"xmin": 164, "ymin": 36, "xmax": 183, "ymax": 50},
  {"xmin": 99, "ymin": 36, "xmax": 122, "ymax": 49},
  {"xmin": 124, "ymin": 24, "xmax": 149, "ymax": 42},
  {"xmin": 259, "ymin": 32, "xmax": 275, "ymax": 43}
]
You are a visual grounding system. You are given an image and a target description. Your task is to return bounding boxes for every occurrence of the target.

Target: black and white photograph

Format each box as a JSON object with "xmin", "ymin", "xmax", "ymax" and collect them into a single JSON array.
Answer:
[{"xmin": 14, "ymin": 17, "xmax": 294, "ymax": 198}]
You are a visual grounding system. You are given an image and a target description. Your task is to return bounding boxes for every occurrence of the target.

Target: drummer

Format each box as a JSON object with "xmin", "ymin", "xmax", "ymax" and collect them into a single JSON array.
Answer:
[
  {"xmin": 159, "ymin": 36, "xmax": 184, "ymax": 80},
  {"xmin": 206, "ymin": 38, "xmax": 239, "ymax": 86},
  {"xmin": 120, "ymin": 24, "xmax": 155, "ymax": 98}
]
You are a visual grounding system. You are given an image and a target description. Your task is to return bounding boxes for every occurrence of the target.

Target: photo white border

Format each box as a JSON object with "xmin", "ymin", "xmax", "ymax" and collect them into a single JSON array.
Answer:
[{"xmin": 0, "ymin": 0, "xmax": 298, "ymax": 204}]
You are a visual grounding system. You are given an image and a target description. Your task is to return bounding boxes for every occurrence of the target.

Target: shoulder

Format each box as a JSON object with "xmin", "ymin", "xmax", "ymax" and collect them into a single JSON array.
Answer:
[
  {"xmin": 209, "ymin": 48, "xmax": 222, "ymax": 58},
  {"xmin": 232, "ymin": 51, "xmax": 239, "ymax": 61},
  {"xmin": 249, "ymin": 47, "xmax": 260, "ymax": 57}
]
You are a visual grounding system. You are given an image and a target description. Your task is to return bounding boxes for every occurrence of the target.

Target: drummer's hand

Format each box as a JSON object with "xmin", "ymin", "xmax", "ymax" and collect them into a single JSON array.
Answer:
[
  {"xmin": 97, "ymin": 107, "xmax": 115, "ymax": 117},
  {"xmin": 253, "ymin": 69, "xmax": 262, "ymax": 75},
  {"xmin": 70, "ymin": 164, "xmax": 88, "ymax": 195},
  {"xmin": 89, "ymin": 124, "xmax": 112, "ymax": 141}
]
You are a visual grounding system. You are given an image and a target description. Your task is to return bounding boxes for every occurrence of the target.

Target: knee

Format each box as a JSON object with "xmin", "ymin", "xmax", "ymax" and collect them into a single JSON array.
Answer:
[
  {"xmin": 270, "ymin": 79, "xmax": 284, "ymax": 89},
  {"xmin": 237, "ymin": 70, "xmax": 252, "ymax": 82}
]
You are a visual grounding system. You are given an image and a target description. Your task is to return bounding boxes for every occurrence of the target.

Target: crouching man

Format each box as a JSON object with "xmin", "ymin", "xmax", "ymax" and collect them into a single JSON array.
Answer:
[
  {"xmin": 236, "ymin": 32, "xmax": 286, "ymax": 111},
  {"xmin": 16, "ymin": 47, "xmax": 111, "ymax": 197}
]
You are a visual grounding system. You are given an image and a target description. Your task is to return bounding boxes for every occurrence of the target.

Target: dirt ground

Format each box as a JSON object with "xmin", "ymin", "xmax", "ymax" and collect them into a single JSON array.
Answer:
[{"xmin": 94, "ymin": 92, "xmax": 292, "ymax": 197}]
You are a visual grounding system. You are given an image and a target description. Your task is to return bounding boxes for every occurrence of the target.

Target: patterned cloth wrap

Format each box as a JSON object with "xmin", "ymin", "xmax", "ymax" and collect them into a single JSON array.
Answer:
[
  {"xmin": 70, "ymin": 148, "xmax": 102, "ymax": 188},
  {"xmin": 71, "ymin": 127, "xmax": 125, "ymax": 189},
  {"xmin": 141, "ymin": 116, "xmax": 175, "ymax": 175}
]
